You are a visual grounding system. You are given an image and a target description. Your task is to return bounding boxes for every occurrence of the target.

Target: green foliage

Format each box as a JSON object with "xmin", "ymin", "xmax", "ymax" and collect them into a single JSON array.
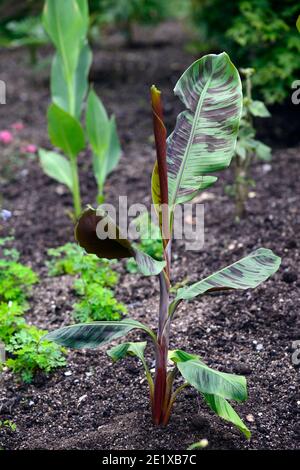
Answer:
[
  {"xmin": 39, "ymin": 0, "xmax": 121, "ymax": 217},
  {"xmin": 0, "ymin": 301, "xmax": 26, "ymax": 344},
  {"xmin": 0, "ymin": 420, "xmax": 17, "ymax": 432},
  {"xmin": 73, "ymin": 285, "xmax": 127, "ymax": 322},
  {"xmin": 231, "ymin": 68, "xmax": 272, "ymax": 219},
  {"xmin": 0, "ymin": 244, "xmax": 38, "ymax": 305},
  {"xmin": 47, "ymin": 242, "xmax": 125, "ymax": 322},
  {"xmin": 190, "ymin": 0, "xmax": 300, "ymax": 103},
  {"xmin": 5, "ymin": 326, "xmax": 66, "ymax": 383}
]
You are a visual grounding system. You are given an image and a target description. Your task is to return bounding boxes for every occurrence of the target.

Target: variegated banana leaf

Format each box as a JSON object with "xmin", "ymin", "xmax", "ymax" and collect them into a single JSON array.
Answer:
[
  {"xmin": 75, "ymin": 207, "xmax": 165, "ymax": 276},
  {"xmin": 44, "ymin": 319, "xmax": 155, "ymax": 348},
  {"xmin": 175, "ymin": 248, "xmax": 281, "ymax": 302},
  {"xmin": 167, "ymin": 52, "xmax": 242, "ymax": 208}
]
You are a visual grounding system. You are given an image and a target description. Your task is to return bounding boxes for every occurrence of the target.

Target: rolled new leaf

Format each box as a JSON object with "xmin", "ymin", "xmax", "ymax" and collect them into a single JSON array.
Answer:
[
  {"xmin": 44, "ymin": 319, "xmax": 156, "ymax": 349},
  {"xmin": 75, "ymin": 207, "xmax": 166, "ymax": 276},
  {"xmin": 175, "ymin": 248, "xmax": 281, "ymax": 302},
  {"xmin": 167, "ymin": 52, "xmax": 243, "ymax": 207}
]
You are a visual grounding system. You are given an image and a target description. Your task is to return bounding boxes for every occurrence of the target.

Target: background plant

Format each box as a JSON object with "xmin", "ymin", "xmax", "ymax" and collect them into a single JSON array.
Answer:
[
  {"xmin": 47, "ymin": 242, "xmax": 126, "ymax": 322},
  {"xmin": 229, "ymin": 67, "xmax": 272, "ymax": 219},
  {"xmin": 0, "ymin": 239, "xmax": 66, "ymax": 383},
  {"xmin": 39, "ymin": 0, "xmax": 121, "ymax": 217},
  {"xmin": 190, "ymin": 0, "xmax": 300, "ymax": 104},
  {"xmin": 45, "ymin": 53, "xmax": 281, "ymax": 438}
]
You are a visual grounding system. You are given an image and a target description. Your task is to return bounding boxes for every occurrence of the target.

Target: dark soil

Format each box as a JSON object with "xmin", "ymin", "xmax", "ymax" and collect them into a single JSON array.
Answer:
[{"xmin": 0, "ymin": 23, "xmax": 299, "ymax": 450}]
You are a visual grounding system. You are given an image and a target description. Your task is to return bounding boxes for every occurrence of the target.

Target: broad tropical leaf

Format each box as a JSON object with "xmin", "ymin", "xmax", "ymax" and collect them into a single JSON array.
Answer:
[
  {"xmin": 173, "ymin": 350, "xmax": 247, "ymax": 402},
  {"xmin": 75, "ymin": 207, "xmax": 165, "ymax": 276},
  {"xmin": 203, "ymin": 393, "xmax": 251, "ymax": 439},
  {"xmin": 48, "ymin": 104, "xmax": 85, "ymax": 158},
  {"xmin": 44, "ymin": 319, "xmax": 155, "ymax": 349},
  {"xmin": 43, "ymin": 0, "xmax": 88, "ymax": 83},
  {"xmin": 169, "ymin": 349, "xmax": 200, "ymax": 363},
  {"xmin": 167, "ymin": 52, "xmax": 242, "ymax": 208},
  {"xmin": 51, "ymin": 44, "xmax": 92, "ymax": 118},
  {"xmin": 86, "ymin": 89, "xmax": 110, "ymax": 160},
  {"xmin": 105, "ymin": 116, "xmax": 121, "ymax": 175},
  {"xmin": 39, "ymin": 149, "xmax": 73, "ymax": 191},
  {"xmin": 175, "ymin": 248, "xmax": 281, "ymax": 302},
  {"xmin": 107, "ymin": 341, "xmax": 147, "ymax": 363}
]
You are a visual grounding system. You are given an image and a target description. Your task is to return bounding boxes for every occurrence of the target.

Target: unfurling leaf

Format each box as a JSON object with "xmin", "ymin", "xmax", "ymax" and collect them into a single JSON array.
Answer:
[
  {"xmin": 167, "ymin": 52, "xmax": 242, "ymax": 208},
  {"xmin": 75, "ymin": 208, "xmax": 165, "ymax": 276},
  {"xmin": 39, "ymin": 149, "xmax": 73, "ymax": 191},
  {"xmin": 175, "ymin": 248, "xmax": 281, "ymax": 302},
  {"xmin": 44, "ymin": 319, "xmax": 156, "ymax": 349},
  {"xmin": 47, "ymin": 104, "xmax": 85, "ymax": 158}
]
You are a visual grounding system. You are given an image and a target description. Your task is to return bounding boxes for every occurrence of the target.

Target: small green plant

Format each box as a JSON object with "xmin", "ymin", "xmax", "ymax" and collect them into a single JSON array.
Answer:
[
  {"xmin": 0, "ymin": 301, "xmax": 26, "ymax": 343},
  {"xmin": 6, "ymin": 326, "xmax": 66, "ymax": 384},
  {"xmin": 73, "ymin": 285, "xmax": 127, "ymax": 322},
  {"xmin": 45, "ymin": 53, "xmax": 281, "ymax": 438},
  {"xmin": 47, "ymin": 242, "xmax": 125, "ymax": 322},
  {"xmin": 0, "ymin": 240, "xmax": 38, "ymax": 305},
  {"xmin": 230, "ymin": 67, "xmax": 271, "ymax": 219},
  {"xmin": 39, "ymin": 0, "xmax": 121, "ymax": 218},
  {"xmin": 0, "ymin": 420, "xmax": 17, "ymax": 432},
  {"xmin": 126, "ymin": 212, "xmax": 163, "ymax": 273}
]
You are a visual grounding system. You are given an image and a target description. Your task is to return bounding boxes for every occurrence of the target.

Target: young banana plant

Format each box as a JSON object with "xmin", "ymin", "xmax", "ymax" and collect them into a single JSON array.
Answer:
[{"xmin": 45, "ymin": 53, "xmax": 281, "ymax": 438}]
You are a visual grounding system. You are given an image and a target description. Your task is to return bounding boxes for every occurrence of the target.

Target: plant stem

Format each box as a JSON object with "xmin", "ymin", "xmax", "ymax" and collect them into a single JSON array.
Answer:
[
  {"xmin": 70, "ymin": 157, "xmax": 82, "ymax": 218},
  {"xmin": 162, "ymin": 382, "xmax": 189, "ymax": 426}
]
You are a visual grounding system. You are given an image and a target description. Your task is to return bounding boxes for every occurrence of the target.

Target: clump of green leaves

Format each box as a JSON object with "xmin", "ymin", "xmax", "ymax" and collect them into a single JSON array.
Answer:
[
  {"xmin": 228, "ymin": 68, "xmax": 271, "ymax": 219},
  {"xmin": 5, "ymin": 327, "xmax": 66, "ymax": 384},
  {"xmin": 126, "ymin": 213, "xmax": 163, "ymax": 273},
  {"xmin": 73, "ymin": 285, "xmax": 127, "ymax": 322},
  {"xmin": 0, "ymin": 420, "xmax": 16, "ymax": 432},
  {"xmin": 45, "ymin": 53, "xmax": 281, "ymax": 439},
  {"xmin": 189, "ymin": 0, "xmax": 300, "ymax": 104},
  {"xmin": 0, "ymin": 238, "xmax": 38, "ymax": 305},
  {"xmin": 39, "ymin": 0, "xmax": 121, "ymax": 217},
  {"xmin": 47, "ymin": 243, "xmax": 126, "ymax": 322}
]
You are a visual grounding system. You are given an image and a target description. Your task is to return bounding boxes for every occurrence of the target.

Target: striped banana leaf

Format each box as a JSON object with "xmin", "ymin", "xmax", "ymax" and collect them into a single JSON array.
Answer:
[
  {"xmin": 44, "ymin": 319, "xmax": 155, "ymax": 349},
  {"xmin": 175, "ymin": 248, "xmax": 281, "ymax": 302},
  {"xmin": 167, "ymin": 52, "xmax": 242, "ymax": 208}
]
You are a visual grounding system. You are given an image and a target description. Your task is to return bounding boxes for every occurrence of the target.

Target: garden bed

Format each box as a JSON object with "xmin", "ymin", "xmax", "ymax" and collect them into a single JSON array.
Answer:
[{"xmin": 0, "ymin": 25, "xmax": 299, "ymax": 450}]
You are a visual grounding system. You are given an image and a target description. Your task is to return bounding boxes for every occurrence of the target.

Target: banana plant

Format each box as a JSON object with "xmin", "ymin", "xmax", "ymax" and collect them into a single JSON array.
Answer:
[
  {"xmin": 39, "ymin": 0, "xmax": 121, "ymax": 218},
  {"xmin": 45, "ymin": 53, "xmax": 281, "ymax": 438}
]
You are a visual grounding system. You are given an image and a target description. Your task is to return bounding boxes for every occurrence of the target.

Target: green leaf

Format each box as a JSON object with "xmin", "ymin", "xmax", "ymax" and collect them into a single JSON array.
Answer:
[
  {"xmin": 249, "ymin": 100, "xmax": 271, "ymax": 118},
  {"xmin": 254, "ymin": 141, "xmax": 272, "ymax": 161},
  {"xmin": 38, "ymin": 149, "xmax": 73, "ymax": 191},
  {"xmin": 297, "ymin": 16, "xmax": 300, "ymax": 33},
  {"xmin": 86, "ymin": 89, "xmax": 110, "ymax": 158},
  {"xmin": 51, "ymin": 44, "xmax": 92, "ymax": 119},
  {"xmin": 75, "ymin": 207, "xmax": 166, "ymax": 276},
  {"xmin": 44, "ymin": 319, "xmax": 155, "ymax": 349},
  {"xmin": 107, "ymin": 341, "xmax": 147, "ymax": 363},
  {"xmin": 174, "ymin": 352, "xmax": 247, "ymax": 402},
  {"xmin": 203, "ymin": 393, "xmax": 251, "ymax": 439},
  {"xmin": 167, "ymin": 52, "xmax": 242, "ymax": 208},
  {"xmin": 48, "ymin": 104, "xmax": 85, "ymax": 158},
  {"xmin": 106, "ymin": 116, "xmax": 122, "ymax": 175},
  {"xmin": 175, "ymin": 248, "xmax": 281, "ymax": 302},
  {"xmin": 169, "ymin": 349, "xmax": 200, "ymax": 363},
  {"xmin": 43, "ymin": 0, "xmax": 88, "ymax": 83}
]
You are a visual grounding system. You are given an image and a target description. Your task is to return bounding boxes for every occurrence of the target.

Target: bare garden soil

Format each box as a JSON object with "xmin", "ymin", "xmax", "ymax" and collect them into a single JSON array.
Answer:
[{"xmin": 0, "ymin": 23, "xmax": 299, "ymax": 450}]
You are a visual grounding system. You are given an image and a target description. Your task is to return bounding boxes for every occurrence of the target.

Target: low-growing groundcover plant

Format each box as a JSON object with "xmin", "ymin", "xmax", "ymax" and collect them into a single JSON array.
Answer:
[
  {"xmin": 45, "ymin": 53, "xmax": 281, "ymax": 437},
  {"xmin": 39, "ymin": 0, "xmax": 121, "ymax": 217},
  {"xmin": 46, "ymin": 243, "xmax": 126, "ymax": 322}
]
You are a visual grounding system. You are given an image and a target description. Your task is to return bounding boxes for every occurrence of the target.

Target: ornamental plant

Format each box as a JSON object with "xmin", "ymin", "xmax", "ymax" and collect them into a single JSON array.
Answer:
[
  {"xmin": 45, "ymin": 53, "xmax": 281, "ymax": 437},
  {"xmin": 231, "ymin": 67, "xmax": 272, "ymax": 219},
  {"xmin": 39, "ymin": 0, "xmax": 121, "ymax": 218}
]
